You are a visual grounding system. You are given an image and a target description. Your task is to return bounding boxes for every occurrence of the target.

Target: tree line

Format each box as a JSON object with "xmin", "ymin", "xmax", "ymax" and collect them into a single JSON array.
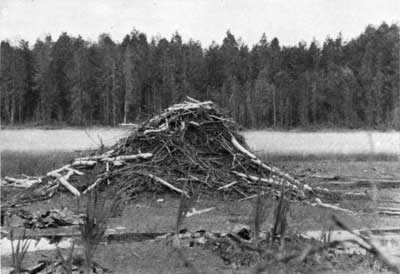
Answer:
[{"xmin": 1, "ymin": 22, "xmax": 399, "ymax": 129}]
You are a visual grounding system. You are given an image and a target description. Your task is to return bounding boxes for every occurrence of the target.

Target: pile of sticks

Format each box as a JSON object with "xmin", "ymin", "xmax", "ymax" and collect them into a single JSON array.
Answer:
[{"xmin": 4, "ymin": 97, "xmax": 342, "ymax": 208}]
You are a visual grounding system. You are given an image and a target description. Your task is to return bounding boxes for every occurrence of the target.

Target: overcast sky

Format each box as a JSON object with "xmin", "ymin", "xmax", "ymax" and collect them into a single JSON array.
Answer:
[{"xmin": 1, "ymin": 0, "xmax": 399, "ymax": 47}]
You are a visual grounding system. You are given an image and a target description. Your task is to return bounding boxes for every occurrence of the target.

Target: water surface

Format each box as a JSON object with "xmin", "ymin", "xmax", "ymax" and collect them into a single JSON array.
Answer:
[{"xmin": 1, "ymin": 128, "xmax": 399, "ymax": 155}]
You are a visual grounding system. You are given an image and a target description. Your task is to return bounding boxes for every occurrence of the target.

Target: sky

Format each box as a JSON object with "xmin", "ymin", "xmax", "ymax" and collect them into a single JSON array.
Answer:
[{"xmin": 1, "ymin": 0, "xmax": 399, "ymax": 47}]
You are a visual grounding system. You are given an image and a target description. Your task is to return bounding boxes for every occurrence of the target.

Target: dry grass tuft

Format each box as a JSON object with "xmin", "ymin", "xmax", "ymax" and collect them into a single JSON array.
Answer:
[
  {"xmin": 79, "ymin": 190, "xmax": 124, "ymax": 272},
  {"xmin": 9, "ymin": 229, "xmax": 30, "ymax": 274}
]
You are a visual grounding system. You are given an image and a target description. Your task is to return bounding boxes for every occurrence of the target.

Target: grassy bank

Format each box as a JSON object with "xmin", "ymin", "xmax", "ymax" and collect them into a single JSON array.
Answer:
[
  {"xmin": 1, "ymin": 151, "xmax": 81, "ymax": 177},
  {"xmin": 1, "ymin": 149, "xmax": 399, "ymax": 178}
]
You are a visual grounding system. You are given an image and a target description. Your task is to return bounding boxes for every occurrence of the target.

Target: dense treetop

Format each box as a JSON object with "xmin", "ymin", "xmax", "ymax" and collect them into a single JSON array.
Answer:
[{"xmin": 1, "ymin": 23, "xmax": 399, "ymax": 129}]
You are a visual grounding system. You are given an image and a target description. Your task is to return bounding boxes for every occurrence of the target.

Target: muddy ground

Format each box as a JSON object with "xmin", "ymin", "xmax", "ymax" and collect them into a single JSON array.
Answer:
[{"xmin": 1, "ymin": 160, "xmax": 400, "ymax": 274}]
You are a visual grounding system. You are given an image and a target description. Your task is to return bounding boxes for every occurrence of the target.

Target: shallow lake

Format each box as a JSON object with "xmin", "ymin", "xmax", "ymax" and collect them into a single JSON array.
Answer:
[{"xmin": 0, "ymin": 128, "xmax": 399, "ymax": 156}]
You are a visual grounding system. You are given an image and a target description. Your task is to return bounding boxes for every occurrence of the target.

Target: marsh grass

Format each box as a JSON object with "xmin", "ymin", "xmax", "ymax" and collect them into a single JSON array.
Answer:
[
  {"xmin": 1, "ymin": 150, "xmax": 80, "ymax": 177},
  {"xmin": 10, "ymin": 229, "xmax": 30, "ymax": 274},
  {"xmin": 172, "ymin": 180, "xmax": 203, "ymax": 273},
  {"xmin": 272, "ymin": 182, "xmax": 290, "ymax": 242},
  {"xmin": 175, "ymin": 188, "xmax": 199, "ymax": 236},
  {"xmin": 251, "ymin": 174, "xmax": 274, "ymax": 244},
  {"xmin": 79, "ymin": 190, "xmax": 124, "ymax": 273}
]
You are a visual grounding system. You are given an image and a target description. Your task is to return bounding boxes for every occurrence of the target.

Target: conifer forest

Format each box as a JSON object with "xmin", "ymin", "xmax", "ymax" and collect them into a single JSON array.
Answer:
[{"xmin": 1, "ymin": 22, "xmax": 399, "ymax": 129}]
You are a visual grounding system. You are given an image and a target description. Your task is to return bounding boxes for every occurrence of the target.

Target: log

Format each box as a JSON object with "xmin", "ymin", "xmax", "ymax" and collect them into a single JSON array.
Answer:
[
  {"xmin": 218, "ymin": 181, "xmax": 238, "ymax": 190},
  {"xmin": 166, "ymin": 101, "xmax": 213, "ymax": 112},
  {"xmin": 143, "ymin": 173, "xmax": 188, "ymax": 196},
  {"xmin": 112, "ymin": 160, "xmax": 124, "ymax": 167},
  {"xmin": 65, "ymin": 167, "xmax": 84, "ymax": 176},
  {"xmin": 189, "ymin": 121, "xmax": 200, "ymax": 127},
  {"xmin": 251, "ymin": 158, "xmax": 313, "ymax": 191},
  {"xmin": 47, "ymin": 165, "xmax": 71, "ymax": 177},
  {"xmin": 230, "ymin": 134, "xmax": 313, "ymax": 192},
  {"xmin": 0, "ymin": 178, "xmax": 8, "ymax": 186},
  {"xmin": 144, "ymin": 123, "xmax": 169, "ymax": 134},
  {"xmin": 64, "ymin": 170, "xmax": 73, "ymax": 180},
  {"xmin": 186, "ymin": 207, "xmax": 215, "ymax": 217},
  {"xmin": 75, "ymin": 153, "xmax": 153, "ymax": 163},
  {"xmin": 119, "ymin": 123, "xmax": 139, "ymax": 127},
  {"xmin": 3, "ymin": 176, "xmax": 41, "ymax": 188},
  {"xmin": 230, "ymin": 135, "xmax": 257, "ymax": 159},
  {"xmin": 74, "ymin": 155, "xmax": 107, "ymax": 161},
  {"xmin": 71, "ymin": 160, "xmax": 96, "ymax": 167},
  {"xmin": 115, "ymin": 153, "xmax": 153, "ymax": 161},
  {"xmin": 56, "ymin": 174, "xmax": 80, "ymax": 197},
  {"xmin": 232, "ymin": 171, "xmax": 299, "ymax": 191},
  {"xmin": 311, "ymin": 198, "xmax": 354, "ymax": 213},
  {"xmin": 83, "ymin": 178, "xmax": 103, "ymax": 194}
]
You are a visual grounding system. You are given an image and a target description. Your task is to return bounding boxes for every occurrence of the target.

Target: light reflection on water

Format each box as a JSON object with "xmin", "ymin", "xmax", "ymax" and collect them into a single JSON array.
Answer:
[{"xmin": 1, "ymin": 129, "xmax": 399, "ymax": 155}]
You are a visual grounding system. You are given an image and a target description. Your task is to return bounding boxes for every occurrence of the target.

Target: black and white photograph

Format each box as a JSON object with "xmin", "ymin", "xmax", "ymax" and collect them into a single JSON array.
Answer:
[{"xmin": 0, "ymin": 0, "xmax": 399, "ymax": 273}]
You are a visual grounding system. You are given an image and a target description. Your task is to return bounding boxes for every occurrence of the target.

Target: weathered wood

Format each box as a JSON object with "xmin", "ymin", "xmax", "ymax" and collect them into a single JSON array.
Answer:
[
  {"xmin": 71, "ymin": 159, "xmax": 96, "ymax": 167},
  {"xmin": 144, "ymin": 173, "xmax": 188, "ymax": 196},
  {"xmin": 74, "ymin": 153, "xmax": 153, "ymax": 163},
  {"xmin": 57, "ymin": 174, "xmax": 80, "ymax": 197},
  {"xmin": 144, "ymin": 124, "xmax": 169, "ymax": 134},
  {"xmin": 65, "ymin": 167, "xmax": 84, "ymax": 176},
  {"xmin": 218, "ymin": 181, "xmax": 238, "ymax": 190},
  {"xmin": 3, "ymin": 176, "xmax": 41, "ymax": 188},
  {"xmin": 232, "ymin": 171, "xmax": 297, "ymax": 190},
  {"xmin": 119, "ymin": 123, "xmax": 139, "ymax": 127},
  {"xmin": 311, "ymin": 198, "xmax": 354, "ymax": 213},
  {"xmin": 47, "ymin": 165, "xmax": 71, "ymax": 177},
  {"xmin": 230, "ymin": 134, "xmax": 313, "ymax": 192},
  {"xmin": 186, "ymin": 207, "xmax": 215, "ymax": 217},
  {"xmin": 83, "ymin": 177, "xmax": 103, "ymax": 194},
  {"xmin": 115, "ymin": 153, "xmax": 153, "ymax": 161}
]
